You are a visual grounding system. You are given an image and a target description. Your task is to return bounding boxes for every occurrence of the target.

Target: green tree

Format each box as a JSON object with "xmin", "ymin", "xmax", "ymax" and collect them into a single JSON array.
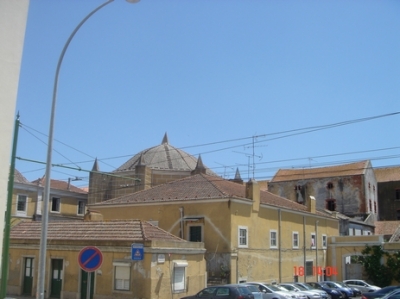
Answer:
[{"xmin": 357, "ymin": 245, "xmax": 395, "ymax": 287}]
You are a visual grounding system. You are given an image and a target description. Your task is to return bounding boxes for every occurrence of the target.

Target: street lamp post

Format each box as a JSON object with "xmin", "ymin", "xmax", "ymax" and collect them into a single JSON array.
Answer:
[{"xmin": 37, "ymin": 1, "xmax": 139, "ymax": 298}]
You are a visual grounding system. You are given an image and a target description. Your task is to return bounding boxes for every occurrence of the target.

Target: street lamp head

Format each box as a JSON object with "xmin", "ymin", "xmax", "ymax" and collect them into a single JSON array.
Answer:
[{"xmin": 126, "ymin": 0, "xmax": 140, "ymax": 3}]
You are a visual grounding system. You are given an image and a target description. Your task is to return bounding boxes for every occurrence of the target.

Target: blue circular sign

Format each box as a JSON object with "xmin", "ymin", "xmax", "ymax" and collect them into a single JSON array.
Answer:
[{"xmin": 78, "ymin": 246, "xmax": 103, "ymax": 272}]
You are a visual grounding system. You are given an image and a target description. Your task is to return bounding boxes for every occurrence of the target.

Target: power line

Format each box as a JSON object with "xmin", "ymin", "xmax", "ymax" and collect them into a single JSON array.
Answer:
[{"xmin": 16, "ymin": 112, "xmax": 400, "ymax": 182}]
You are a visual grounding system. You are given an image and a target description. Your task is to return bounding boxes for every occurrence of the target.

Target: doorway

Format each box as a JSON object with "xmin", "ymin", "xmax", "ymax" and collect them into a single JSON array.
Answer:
[
  {"xmin": 50, "ymin": 259, "xmax": 63, "ymax": 298},
  {"xmin": 22, "ymin": 257, "xmax": 34, "ymax": 295},
  {"xmin": 80, "ymin": 270, "xmax": 95, "ymax": 299}
]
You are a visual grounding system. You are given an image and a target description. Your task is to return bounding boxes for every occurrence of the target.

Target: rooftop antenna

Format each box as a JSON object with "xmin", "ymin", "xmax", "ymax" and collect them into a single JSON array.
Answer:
[
  {"xmin": 233, "ymin": 151, "xmax": 260, "ymax": 180},
  {"xmin": 308, "ymin": 157, "xmax": 317, "ymax": 168},
  {"xmin": 243, "ymin": 135, "xmax": 265, "ymax": 179},
  {"xmin": 214, "ymin": 162, "xmax": 235, "ymax": 179}
]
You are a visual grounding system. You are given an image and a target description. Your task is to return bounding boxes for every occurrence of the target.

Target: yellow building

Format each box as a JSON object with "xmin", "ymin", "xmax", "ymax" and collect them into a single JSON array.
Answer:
[
  {"xmin": 89, "ymin": 172, "xmax": 340, "ymax": 285},
  {"xmin": 9, "ymin": 217, "xmax": 206, "ymax": 299},
  {"xmin": 12, "ymin": 169, "xmax": 88, "ymax": 223}
]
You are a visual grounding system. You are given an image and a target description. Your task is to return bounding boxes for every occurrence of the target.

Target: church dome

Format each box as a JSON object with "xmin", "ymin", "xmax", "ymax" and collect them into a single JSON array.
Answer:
[{"xmin": 114, "ymin": 133, "xmax": 216, "ymax": 175}]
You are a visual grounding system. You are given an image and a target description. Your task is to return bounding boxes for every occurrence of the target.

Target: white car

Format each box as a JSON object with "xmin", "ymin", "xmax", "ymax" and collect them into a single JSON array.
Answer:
[
  {"xmin": 247, "ymin": 282, "xmax": 298, "ymax": 299},
  {"xmin": 276, "ymin": 285, "xmax": 308, "ymax": 299},
  {"xmin": 343, "ymin": 280, "xmax": 381, "ymax": 293},
  {"xmin": 280, "ymin": 283, "xmax": 322, "ymax": 299}
]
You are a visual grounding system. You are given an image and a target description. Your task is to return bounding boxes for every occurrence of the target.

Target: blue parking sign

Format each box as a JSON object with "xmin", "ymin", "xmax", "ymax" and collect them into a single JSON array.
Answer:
[{"xmin": 131, "ymin": 243, "xmax": 144, "ymax": 261}]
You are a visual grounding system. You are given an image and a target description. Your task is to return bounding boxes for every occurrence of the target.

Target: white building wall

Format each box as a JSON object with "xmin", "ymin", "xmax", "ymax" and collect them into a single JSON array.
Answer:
[{"xmin": 0, "ymin": 0, "xmax": 30, "ymax": 272}]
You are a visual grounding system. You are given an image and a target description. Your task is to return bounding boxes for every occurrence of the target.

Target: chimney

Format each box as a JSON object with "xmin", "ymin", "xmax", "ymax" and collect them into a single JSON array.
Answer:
[
  {"xmin": 246, "ymin": 179, "xmax": 260, "ymax": 212},
  {"xmin": 307, "ymin": 196, "xmax": 316, "ymax": 214},
  {"xmin": 84, "ymin": 210, "xmax": 103, "ymax": 221}
]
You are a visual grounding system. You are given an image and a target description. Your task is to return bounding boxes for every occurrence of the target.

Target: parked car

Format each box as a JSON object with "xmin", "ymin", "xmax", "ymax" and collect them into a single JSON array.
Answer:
[
  {"xmin": 361, "ymin": 286, "xmax": 400, "ymax": 299},
  {"xmin": 343, "ymin": 280, "xmax": 381, "ymax": 293},
  {"xmin": 246, "ymin": 284, "xmax": 264, "ymax": 299},
  {"xmin": 276, "ymin": 284, "xmax": 308, "ymax": 299},
  {"xmin": 348, "ymin": 287, "xmax": 361, "ymax": 297},
  {"xmin": 247, "ymin": 282, "xmax": 297, "ymax": 299},
  {"xmin": 180, "ymin": 284, "xmax": 255, "ymax": 299},
  {"xmin": 321, "ymin": 281, "xmax": 354, "ymax": 299},
  {"xmin": 279, "ymin": 283, "xmax": 322, "ymax": 299},
  {"xmin": 307, "ymin": 282, "xmax": 344, "ymax": 299},
  {"xmin": 379, "ymin": 289, "xmax": 400, "ymax": 299},
  {"xmin": 293, "ymin": 282, "xmax": 329, "ymax": 299}
]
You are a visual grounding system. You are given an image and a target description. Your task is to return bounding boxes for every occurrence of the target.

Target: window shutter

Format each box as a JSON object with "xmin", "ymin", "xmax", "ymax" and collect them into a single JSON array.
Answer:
[
  {"xmin": 115, "ymin": 264, "xmax": 130, "ymax": 290},
  {"xmin": 173, "ymin": 267, "xmax": 185, "ymax": 291}
]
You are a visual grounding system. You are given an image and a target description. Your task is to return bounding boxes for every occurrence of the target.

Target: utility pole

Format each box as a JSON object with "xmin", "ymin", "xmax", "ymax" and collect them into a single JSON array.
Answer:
[{"xmin": 0, "ymin": 114, "xmax": 20, "ymax": 298}]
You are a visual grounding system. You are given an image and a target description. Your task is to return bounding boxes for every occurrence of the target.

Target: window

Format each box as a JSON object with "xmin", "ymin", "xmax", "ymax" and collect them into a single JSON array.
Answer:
[
  {"xmin": 311, "ymin": 233, "xmax": 316, "ymax": 249},
  {"xmin": 305, "ymin": 261, "xmax": 313, "ymax": 276},
  {"xmin": 374, "ymin": 202, "xmax": 377, "ymax": 213},
  {"xmin": 369, "ymin": 200, "xmax": 372, "ymax": 212},
  {"xmin": 322, "ymin": 234, "xmax": 327, "ymax": 248},
  {"xmin": 270, "ymin": 230, "xmax": 278, "ymax": 248},
  {"xmin": 327, "ymin": 182, "xmax": 333, "ymax": 189},
  {"xmin": 326, "ymin": 199, "xmax": 336, "ymax": 211},
  {"xmin": 292, "ymin": 232, "xmax": 299, "ymax": 249},
  {"xmin": 198, "ymin": 288, "xmax": 217, "ymax": 297},
  {"xmin": 51, "ymin": 197, "xmax": 60, "ymax": 213},
  {"xmin": 77, "ymin": 201, "xmax": 85, "ymax": 215},
  {"xmin": 238, "ymin": 226, "xmax": 248, "ymax": 248},
  {"xmin": 216, "ymin": 287, "xmax": 230, "ymax": 296},
  {"xmin": 188, "ymin": 225, "xmax": 202, "ymax": 242},
  {"xmin": 16, "ymin": 194, "xmax": 27, "ymax": 216},
  {"xmin": 114, "ymin": 262, "xmax": 131, "ymax": 291},
  {"xmin": 172, "ymin": 261, "xmax": 188, "ymax": 293},
  {"xmin": 396, "ymin": 189, "xmax": 400, "ymax": 200}
]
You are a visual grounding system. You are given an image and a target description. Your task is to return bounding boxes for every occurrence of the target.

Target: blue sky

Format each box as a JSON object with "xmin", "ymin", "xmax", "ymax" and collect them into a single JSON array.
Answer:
[{"xmin": 15, "ymin": 0, "xmax": 400, "ymax": 188}]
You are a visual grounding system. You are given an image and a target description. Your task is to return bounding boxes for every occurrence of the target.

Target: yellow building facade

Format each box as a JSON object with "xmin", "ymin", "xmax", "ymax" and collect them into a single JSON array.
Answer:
[
  {"xmin": 9, "ymin": 218, "xmax": 206, "ymax": 299},
  {"xmin": 90, "ymin": 173, "xmax": 340, "ymax": 285},
  {"xmin": 12, "ymin": 170, "xmax": 88, "ymax": 223}
]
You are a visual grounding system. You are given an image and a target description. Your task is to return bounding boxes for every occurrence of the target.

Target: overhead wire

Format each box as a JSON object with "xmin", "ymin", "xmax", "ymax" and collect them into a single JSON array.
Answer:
[{"xmin": 16, "ymin": 112, "xmax": 400, "ymax": 188}]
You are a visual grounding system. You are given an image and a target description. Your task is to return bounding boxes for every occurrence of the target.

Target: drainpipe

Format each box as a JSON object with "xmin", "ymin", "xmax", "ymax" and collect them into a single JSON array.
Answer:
[
  {"xmin": 179, "ymin": 207, "xmax": 184, "ymax": 239},
  {"xmin": 0, "ymin": 114, "xmax": 20, "ymax": 298},
  {"xmin": 278, "ymin": 209, "xmax": 282, "ymax": 283}
]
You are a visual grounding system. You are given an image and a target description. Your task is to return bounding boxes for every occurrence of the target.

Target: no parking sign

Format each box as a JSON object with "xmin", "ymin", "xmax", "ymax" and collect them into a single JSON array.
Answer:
[{"xmin": 78, "ymin": 246, "xmax": 103, "ymax": 272}]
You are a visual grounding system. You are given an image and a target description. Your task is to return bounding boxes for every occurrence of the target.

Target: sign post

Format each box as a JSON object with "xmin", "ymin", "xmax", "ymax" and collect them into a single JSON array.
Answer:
[{"xmin": 78, "ymin": 246, "xmax": 103, "ymax": 299}]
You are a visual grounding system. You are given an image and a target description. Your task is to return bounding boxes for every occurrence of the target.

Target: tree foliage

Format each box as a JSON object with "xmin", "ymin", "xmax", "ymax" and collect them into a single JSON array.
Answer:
[{"xmin": 356, "ymin": 245, "xmax": 400, "ymax": 287}]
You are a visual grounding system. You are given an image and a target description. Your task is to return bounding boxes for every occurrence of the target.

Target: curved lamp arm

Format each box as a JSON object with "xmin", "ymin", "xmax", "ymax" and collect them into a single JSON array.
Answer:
[{"xmin": 38, "ymin": 1, "xmax": 114, "ymax": 299}]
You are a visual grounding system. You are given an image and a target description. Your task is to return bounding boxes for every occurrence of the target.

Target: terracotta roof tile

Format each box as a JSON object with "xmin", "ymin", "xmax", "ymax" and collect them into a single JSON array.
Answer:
[
  {"xmin": 31, "ymin": 178, "xmax": 87, "ymax": 194},
  {"xmin": 10, "ymin": 219, "xmax": 185, "ymax": 242},
  {"xmin": 14, "ymin": 169, "xmax": 31, "ymax": 184},
  {"xmin": 374, "ymin": 166, "xmax": 400, "ymax": 182},
  {"xmin": 374, "ymin": 221, "xmax": 400, "ymax": 235},
  {"xmin": 95, "ymin": 174, "xmax": 330, "ymax": 217},
  {"xmin": 270, "ymin": 160, "xmax": 370, "ymax": 182}
]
